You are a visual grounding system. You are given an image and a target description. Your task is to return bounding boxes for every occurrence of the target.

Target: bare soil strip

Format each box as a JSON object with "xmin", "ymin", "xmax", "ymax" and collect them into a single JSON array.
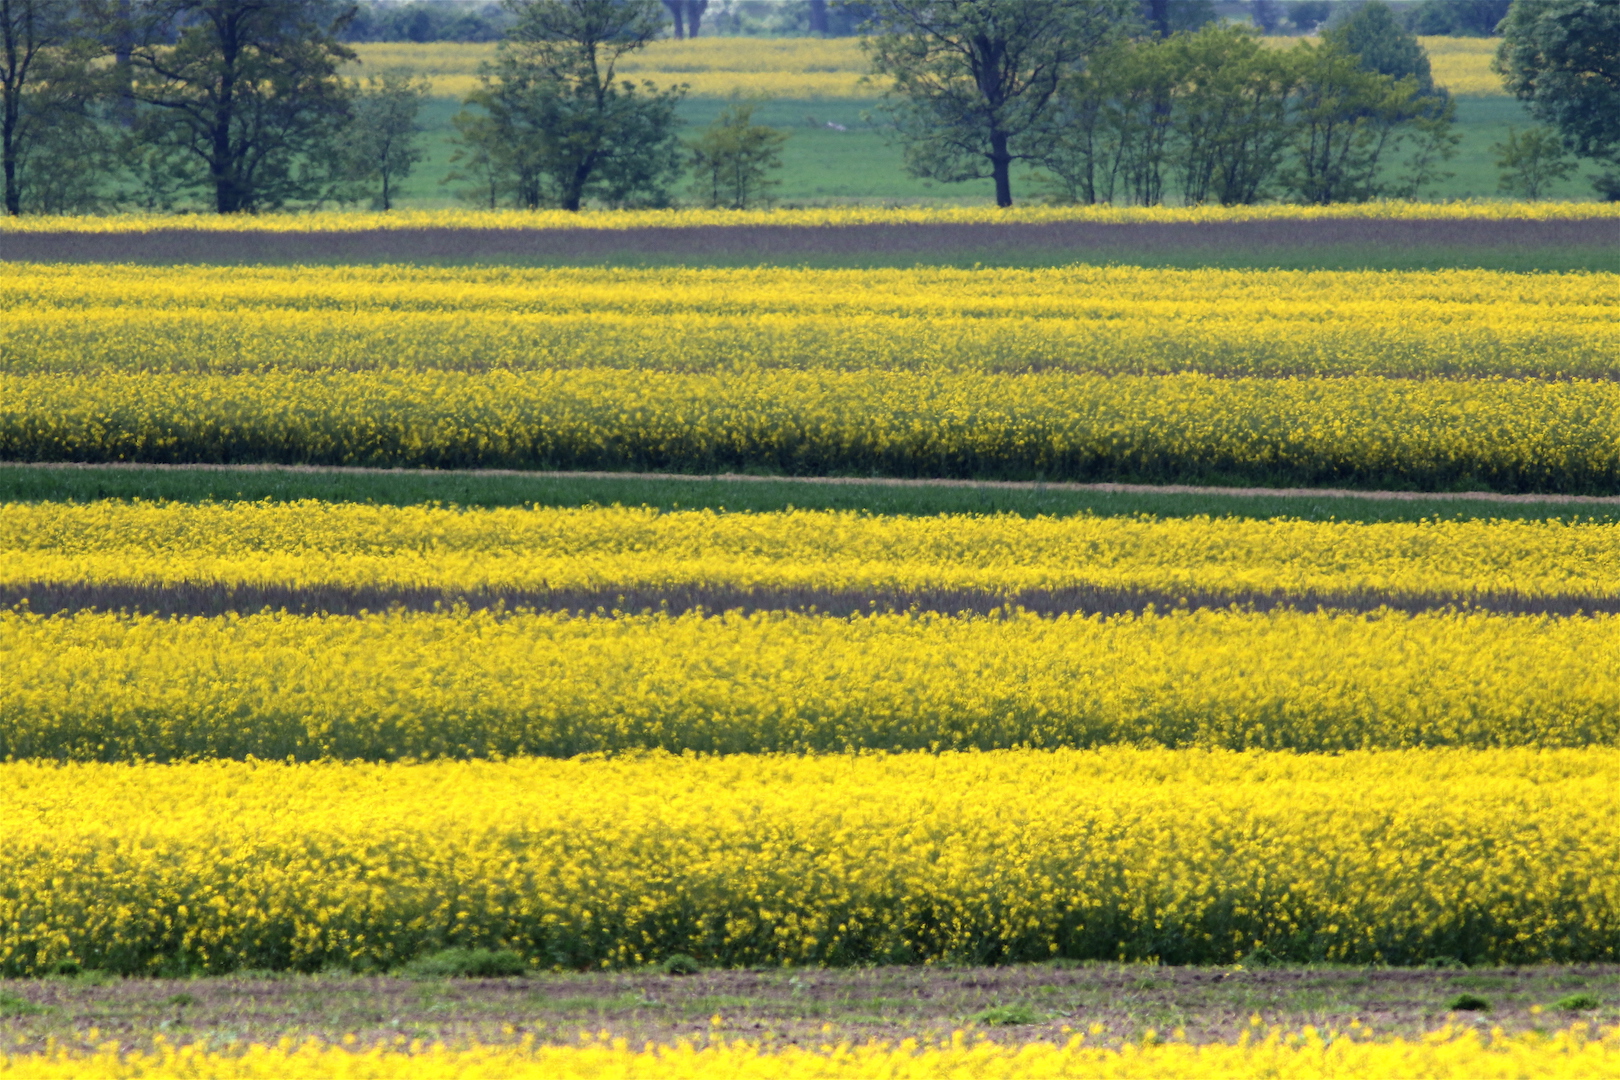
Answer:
[
  {"xmin": 0, "ymin": 963, "xmax": 1613, "ymax": 1053},
  {"xmin": 6, "ymin": 581, "xmax": 1614, "ymax": 619},
  {"xmin": 14, "ymin": 460, "xmax": 1620, "ymax": 506},
  {"xmin": 3, "ymin": 218, "xmax": 1612, "ymax": 263}
]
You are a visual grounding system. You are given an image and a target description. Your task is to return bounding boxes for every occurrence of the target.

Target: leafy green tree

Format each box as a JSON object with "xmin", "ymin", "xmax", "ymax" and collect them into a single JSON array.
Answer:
[
  {"xmin": 458, "ymin": 0, "xmax": 684, "ymax": 211},
  {"xmin": 101, "ymin": 0, "xmax": 357, "ymax": 213},
  {"xmin": 343, "ymin": 70, "xmax": 428, "ymax": 210},
  {"xmin": 1324, "ymin": 0, "xmax": 1438, "ymax": 96},
  {"xmin": 1166, "ymin": 25, "xmax": 1294, "ymax": 205},
  {"xmin": 864, "ymin": 0, "xmax": 1132, "ymax": 208},
  {"xmin": 1, "ymin": 0, "xmax": 100, "ymax": 215},
  {"xmin": 686, "ymin": 99, "xmax": 786, "ymax": 209},
  {"xmin": 1283, "ymin": 40, "xmax": 1429, "ymax": 204},
  {"xmin": 1407, "ymin": 0, "xmax": 1510, "ymax": 37},
  {"xmin": 1492, "ymin": 124, "xmax": 1576, "ymax": 199},
  {"xmin": 1495, "ymin": 0, "xmax": 1620, "ymax": 197}
]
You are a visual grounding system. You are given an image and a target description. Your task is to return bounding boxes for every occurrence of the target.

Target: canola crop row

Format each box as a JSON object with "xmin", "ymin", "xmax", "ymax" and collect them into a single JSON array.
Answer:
[
  {"xmin": 6, "ymin": 1027, "xmax": 1619, "ymax": 1080},
  {"xmin": 6, "ymin": 500, "xmax": 1620, "ymax": 604},
  {"xmin": 6, "ymin": 369, "xmax": 1620, "ymax": 492},
  {"xmin": 0, "ymin": 749, "xmax": 1614, "ymax": 974},
  {"xmin": 1, "ymin": 201, "xmax": 1610, "ymax": 232},
  {"xmin": 5, "ymin": 265, "xmax": 1611, "ymax": 379},
  {"xmin": 5, "ymin": 608, "xmax": 1620, "ymax": 759}
]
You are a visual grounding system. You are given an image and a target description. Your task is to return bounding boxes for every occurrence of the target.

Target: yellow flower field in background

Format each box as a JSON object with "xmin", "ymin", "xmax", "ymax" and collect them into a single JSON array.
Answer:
[
  {"xmin": 6, "ymin": 608, "xmax": 1620, "ymax": 758},
  {"xmin": 342, "ymin": 36, "xmax": 1504, "ymax": 100},
  {"xmin": 6, "ymin": 368, "xmax": 1620, "ymax": 491},
  {"xmin": 5, "ymin": 264, "xmax": 1611, "ymax": 379},
  {"xmin": 0, "ymin": 749, "xmax": 1613, "ymax": 973},
  {"xmin": 2, "ymin": 201, "xmax": 1608, "ymax": 232},
  {"xmin": 5, "ymin": 1026, "xmax": 1618, "ymax": 1080},
  {"xmin": 349, "ymin": 36, "xmax": 884, "ymax": 99},
  {"xmin": 6, "ymin": 500, "xmax": 1620, "ymax": 602},
  {"xmin": 1421, "ymin": 35, "xmax": 1506, "ymax": 96}
]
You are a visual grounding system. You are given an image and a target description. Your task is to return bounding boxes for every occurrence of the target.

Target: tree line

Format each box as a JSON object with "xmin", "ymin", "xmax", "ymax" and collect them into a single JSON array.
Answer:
[{"xmin": 1, "ymin": 0, "xmax": 1615, "ymax": 215}]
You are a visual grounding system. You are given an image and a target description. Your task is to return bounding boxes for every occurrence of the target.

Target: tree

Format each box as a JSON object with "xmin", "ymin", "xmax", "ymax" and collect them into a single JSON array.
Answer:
[
  {"xmin": 1284, "ymin": 40, "xmax": 1428, "ymax": 204},
  {"xmin": 864, "ymin": 0, "xmax": 1132, "ymax": 208},
  {"xmin": 687, "ymin": 99, "xmax": 785, "ymax": 208},
  {"xmin": 1139, "ymin": 0, "xmax": 1215, "ymax": 39},
  {"xmin": 1495, "ymin": 0, "xmax": 1620, "ymax": 186},
  {"xmin": 101, "ymin": 0, "xmax": 357, "ymax": 213},
  {"xmin": 1492, "ymin": 124, "xmax": 1576, "ymax": 199},
  {"xmin": 661, "ymin": 0, "xmax": 704, "ymax": 38},
  {"xmin": 1407, "ymin": 0, "xmax": 1510, "ymax": 37},
  {"xmin": 1, "ymin": 0, "xmax": 94, "ymax": 215},
  {"xmin": 342, "ymin": 70, "xmax": 428, "ymax": 210},
  {"xmin": 458, "ymin": 0, "xmax": 684, "ymax": 210},
  {"xmin": 1168, "ymin": 25, "xmax": 1294, "ymax": 206},
  {"xmin": 1324, "ymin": 0, "xmax": 1437, "ymax": 96}
]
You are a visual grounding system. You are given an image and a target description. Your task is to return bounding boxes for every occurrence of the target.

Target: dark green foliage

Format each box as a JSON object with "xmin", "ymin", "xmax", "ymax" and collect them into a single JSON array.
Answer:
[
  {"xmin": 342, "ymin": 1, "xmax": 513, "ymax": 43},
  {"xmin": 449, "ymin": 0, "xmax": 684, "ymax": 211},
  {"xmin": 687, "ymin": 100, "xmax": 787, "ymax": 209},
  {"xmin": 341, "ymin": 72, "xmax": 430, "ymax": 211},
  {"xmin": 112, "ymin": 0, "xmax": 358, "ymax": 213},
  {"xmin": 1492, "ymin": 124, "xmax": 1577, "ymax": 198},
  {"xmin": 404, "ymin": 948, "xmax": 528, "ymax": 979},
  {"xmin": 0, "ymin": 990, "xmax": 43, "ymax": 1016},
  {"xmin": 166, "ymin": 992, "xmax": 197, "ymax": 1007},
  {"xmin": 1447, "ymin": 992, "xmax": 1490, "ymax": 1011},
  {"xmin": 660, "ymin": 954, "xmax": 702, "ymax": 975},
  {"xmin": 1325, "ymin": 1, "xmax": 1437, "ymax": 95},
  {"xmin": 1495, "ymin": 0, "xmax": 1620, "ymax": 167},
  {"xmin": 865, "ymin": 0, "xmax": 1134, "ymax": 207},
  {"xmin": 972, "ymin": 1003, "xmax": 1040, "ymax": 1025},
  {"xmin": 1555, "ymin": 992, "xmax": 1600, "ymax": 1010},
  {"xmin": 1407, "ymin": 0, "xmax": 1510, "ymax": 37}
]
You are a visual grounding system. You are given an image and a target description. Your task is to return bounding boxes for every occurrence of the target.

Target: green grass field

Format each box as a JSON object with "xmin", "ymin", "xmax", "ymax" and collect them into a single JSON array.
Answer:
[
  {"xmin": 7, "ymin": 465, "xmax": 1616, "ymax": 525},
  {"xmin": 397, "ymin": 93, "xmax": 1600, "ymax": 211}
]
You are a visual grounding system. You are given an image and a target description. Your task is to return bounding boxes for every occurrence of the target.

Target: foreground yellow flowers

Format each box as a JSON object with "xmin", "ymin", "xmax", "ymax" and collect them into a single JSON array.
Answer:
[
  {"xmin": 0, "ymin": 750, "xmax": 1614, "ymax": 974},
  {"xmin": 6, "ymin": 608, "xmax": 1620, "ymax": 758},
  {"xmin": 7, "ymin": 500, "xmax": 1620, "ymax": 603},
  {"xmin": 6, "ymin": 264, "xmax": 1612, "ymax": 379},
  {"xmin": 6, "ymin": 1026, "xmax": 1619, "ymax": 1079}
]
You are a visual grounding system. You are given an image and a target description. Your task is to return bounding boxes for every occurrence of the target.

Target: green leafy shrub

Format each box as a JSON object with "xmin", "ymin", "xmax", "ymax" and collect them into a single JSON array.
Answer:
[{"xmin": 404, "ymin": 947, "xmax": 527, "ymax": 979}]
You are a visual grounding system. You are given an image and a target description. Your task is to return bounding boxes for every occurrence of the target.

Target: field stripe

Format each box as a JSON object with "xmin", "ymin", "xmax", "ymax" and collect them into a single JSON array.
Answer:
[
  {"xmin": 8, "ymin": 581, "xmax": 1618, "ymax": 619},
  {"xmin": 11, "ymin": 460, "xmax": 1620, "ymax": 507}
]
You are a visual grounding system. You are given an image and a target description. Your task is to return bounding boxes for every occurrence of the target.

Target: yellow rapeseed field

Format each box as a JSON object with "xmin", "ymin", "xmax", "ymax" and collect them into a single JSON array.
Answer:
[
  {"xmin": 5, "ymin": 1026, "xmax": 1618, "ymax": 1079},
  {"xmin": 1, "ymin": 201, "xmax": 1609, "ymax": 232},
  {"xmin": 0, "ymin": 750, "xmax": 1613, "ymax": 973},
  {"xmin": 6, "ymin": 500, "xmax": 1620, "ymax": 602},
  {"xmin": 6, "ymin": 608, "xmax": 1620, "ymax": 758},
  {"xmin": 6, "ymin": 368, "xmax": 1620, "ymax": 490},
  {"xmin": 4, "ymin": 264, "xmax": 1611, "ymax": 378}
]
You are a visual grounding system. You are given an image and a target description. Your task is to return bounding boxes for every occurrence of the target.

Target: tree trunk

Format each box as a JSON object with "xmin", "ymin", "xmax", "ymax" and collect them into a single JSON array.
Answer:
[
  {"xmin": 1147, "ymin": 0, "xmax": 1170, "ymax": 38},
  {"xmin": 2, "ymin": 93, "xmax": 17, "ymax": 215},
  {"xmin": 807, "ymin": 0, "xmax": 827, "ymax": 34},
  {"xmin": 990, "ymin": 130, "xmax": 1012, "ymax": 207},
  {"xmin": 664, "ymin": 0, "xmax": 684, "ymax": 39},
  {"xmin": 686, "ymin": 0, "xmax": 706, "ymax": 37}
]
